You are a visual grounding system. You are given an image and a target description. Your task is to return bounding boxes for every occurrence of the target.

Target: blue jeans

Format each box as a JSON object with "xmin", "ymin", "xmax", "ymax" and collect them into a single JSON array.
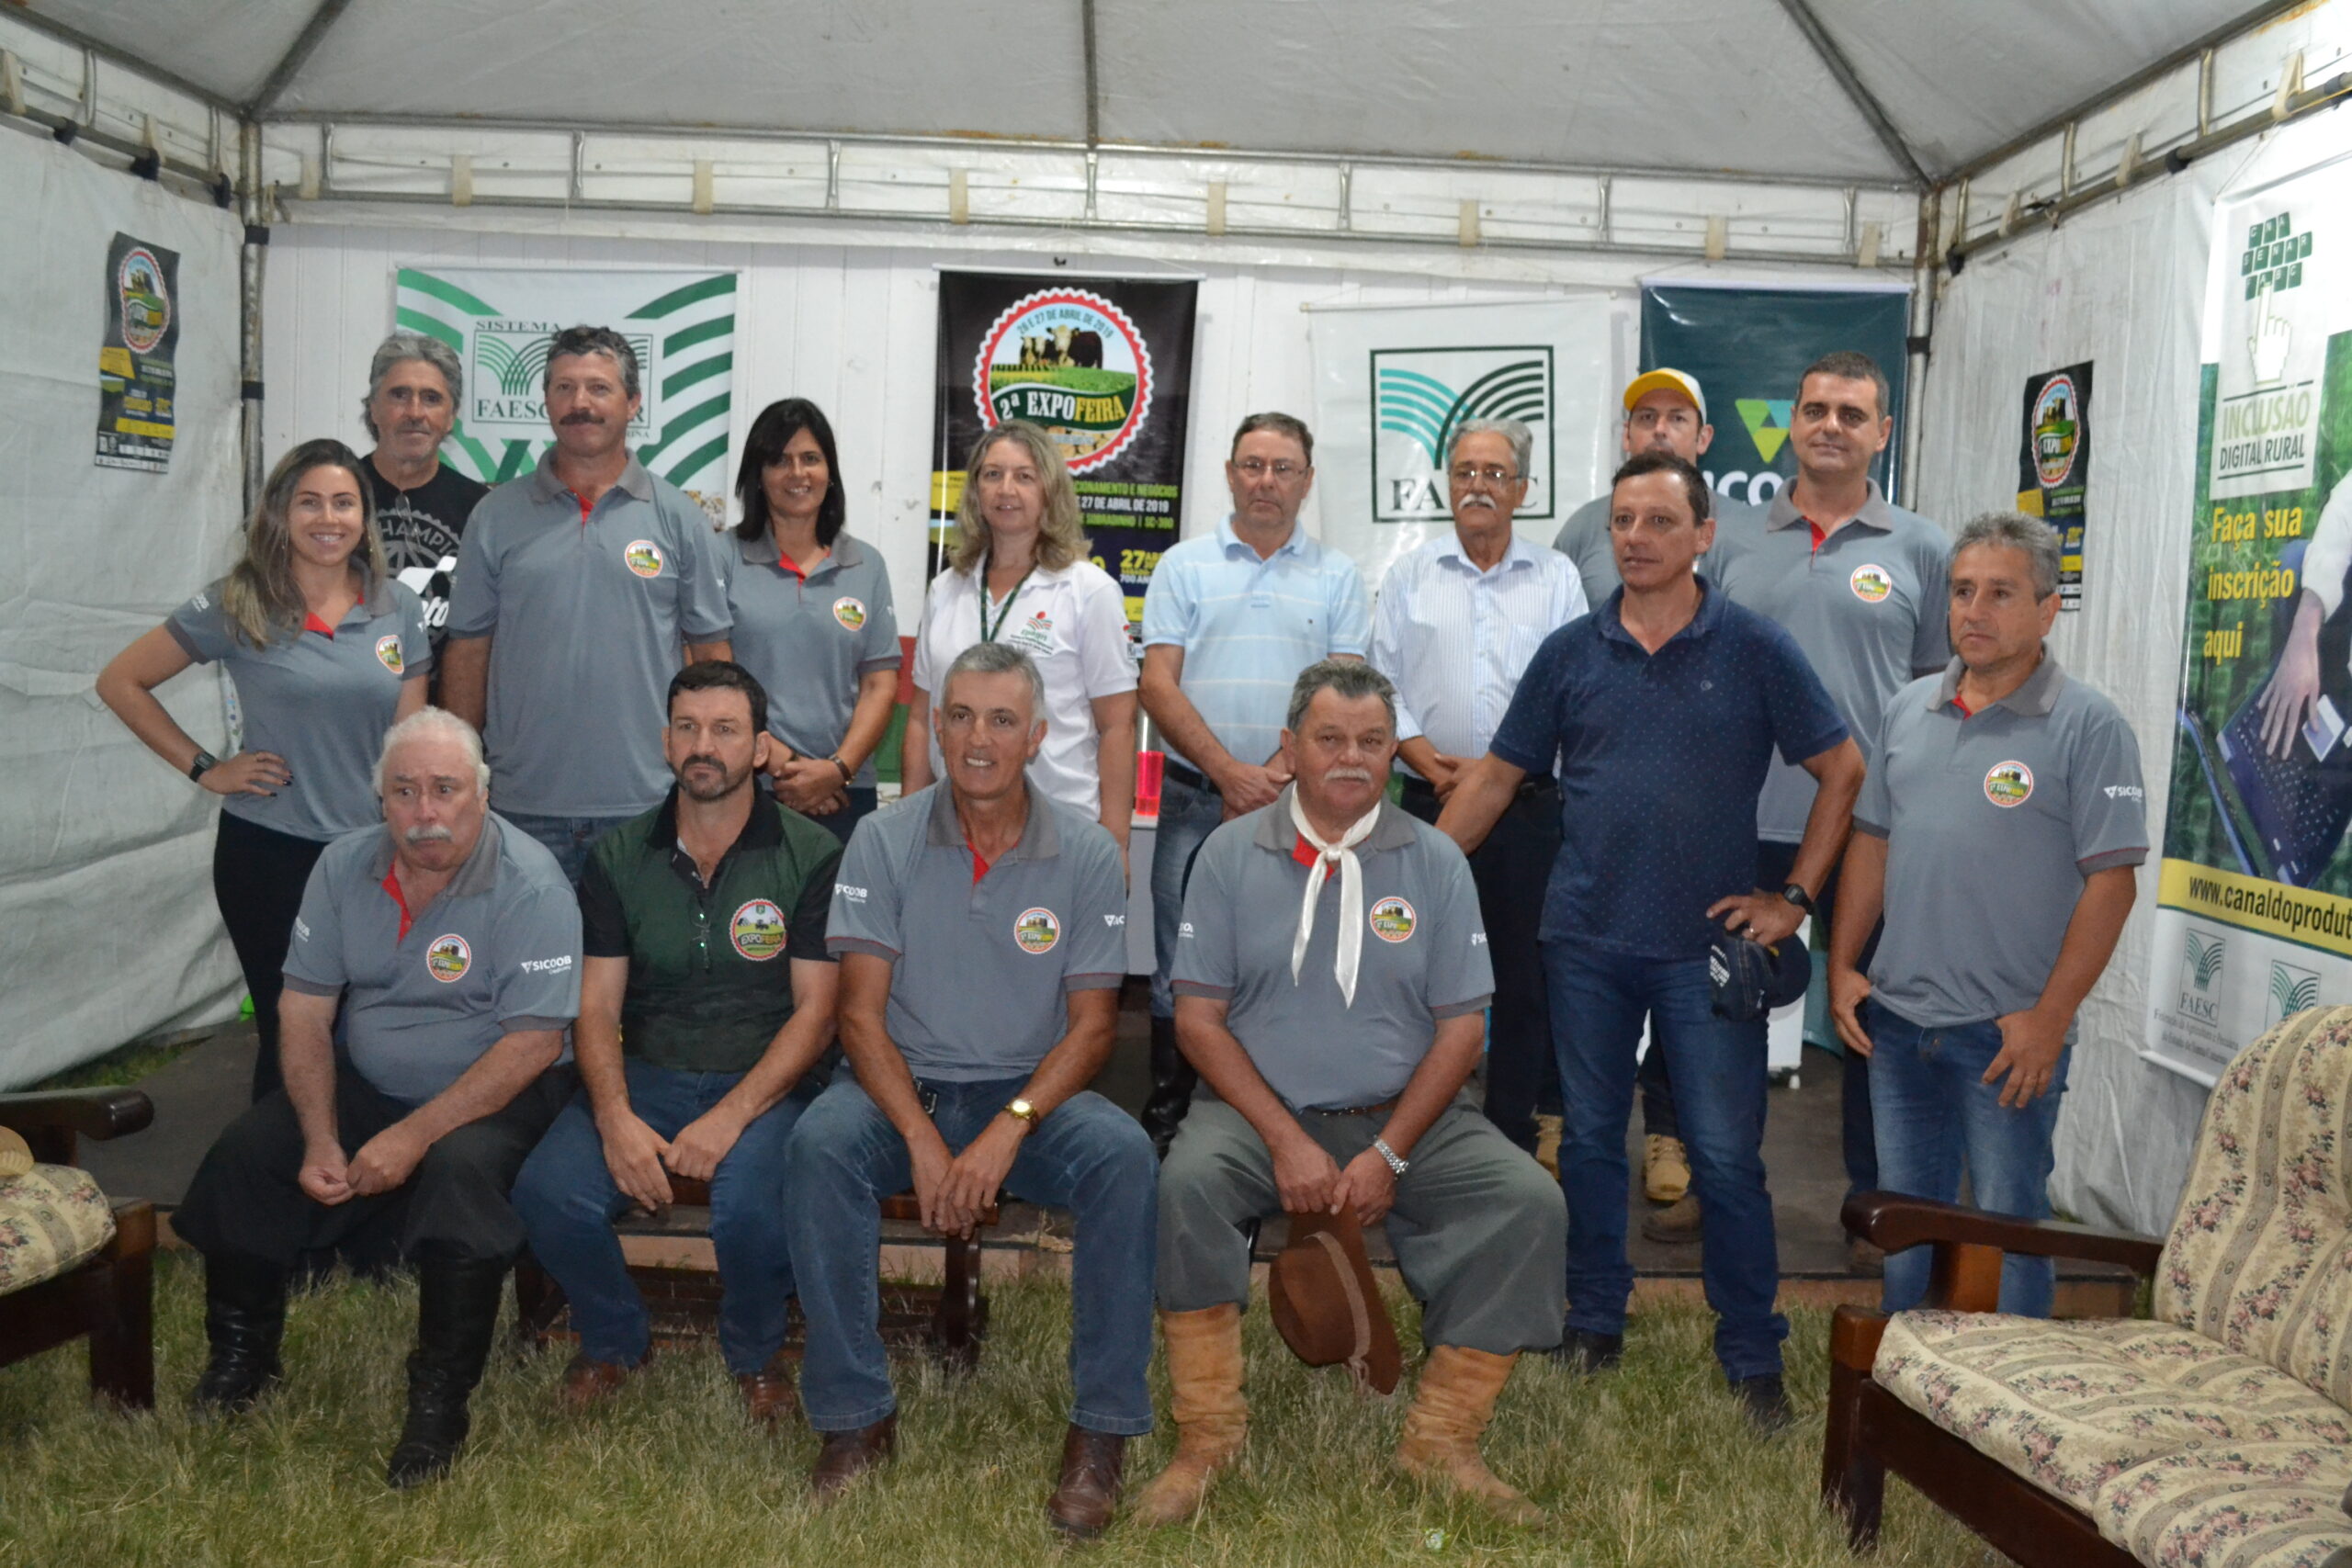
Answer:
[
  {"xmin": 503, "ymin": 811, "xmax": 638, "ymax": 885},
  {"xmin": 1868, "ymin": 1005, "xmax": 2068, "ymax": 1318},
  {"xmin": 1148, "ymin": 773, "xmax": 1226, "ymax": 1018},
  {"xmin": 781, "ymin": 1074, "xmax": 1158, "ymax": 1435},
  {"xmin": 511, "ymin": 1060, "xmax": 807, "ymax": 1375},
  {"xmin": 1545, "ymin": 941, "xmax": 1788, "ymax": 1381}
]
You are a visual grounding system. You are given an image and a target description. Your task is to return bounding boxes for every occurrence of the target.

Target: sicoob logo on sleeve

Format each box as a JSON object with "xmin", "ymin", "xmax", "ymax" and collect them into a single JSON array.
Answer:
[
  {"xmin": 1984, "ymin": 761, "xmax": 2035, "ymax": 808},
  {"xmin": 731, "ymin": 899, "xmax": 786, "ymax": 961},
  {"xmin": 425, "ymin": 934, "xmax": 472, "ymax": 982},
  {"xmin": 1369, "ymin": 897, "xmax": 1417, "ymax": 942},
  {"xmin": 624, "ymin": 540, "xmax": 665, "ymax": 578},
  {"xmin": 1014, "ymin": 908, "xmax": 1061, "ymax": 953}
]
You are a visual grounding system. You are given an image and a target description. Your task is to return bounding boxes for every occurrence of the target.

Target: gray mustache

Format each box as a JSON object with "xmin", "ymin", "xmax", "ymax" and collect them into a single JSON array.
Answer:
[{"xmin": 402, "ymin": 824, "xmax": 454, "ymax": 845}]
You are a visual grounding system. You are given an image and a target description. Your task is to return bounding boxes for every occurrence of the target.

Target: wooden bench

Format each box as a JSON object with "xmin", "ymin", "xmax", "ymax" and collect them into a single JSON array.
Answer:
[
  {"xmin": 0, "ymin": 1088, "xmax": 157, "ymax": 1408},
  {"xmin": 513, "ymin": 1179, "xmax": 997, "ymax": 1369}
]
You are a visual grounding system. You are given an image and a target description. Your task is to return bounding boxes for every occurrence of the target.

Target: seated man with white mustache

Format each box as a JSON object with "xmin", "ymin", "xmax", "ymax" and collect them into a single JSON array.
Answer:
[
  {"xmin": 1137, "ymin": 660, "xmax": 1566, "ymax": 1527},
  {"xmin": 175, "ymin": 707, "xmax": 582, "ymax": 1489}
]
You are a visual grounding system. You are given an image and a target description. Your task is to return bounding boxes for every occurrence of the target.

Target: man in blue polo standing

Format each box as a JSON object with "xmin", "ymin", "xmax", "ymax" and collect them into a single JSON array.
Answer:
[
  {"xmin": 1440, "ymin": 450, "xmax": 1863, "ymax": 1431},
  {"xmin": 1136, "ymin": 412, "xmax": 1371, "ymax": 1155},
  {"xmin": 442, "ymin": 325, "xmax": 733, "ymax": 881}
]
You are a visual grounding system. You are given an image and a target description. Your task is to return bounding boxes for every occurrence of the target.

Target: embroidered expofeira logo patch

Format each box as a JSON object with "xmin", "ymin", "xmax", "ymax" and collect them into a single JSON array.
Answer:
[
  {"xmin": 624, "ymin": 539, "xmax": 665, "ymax": 578},
  {"xmin": 1983, "ymin": 761, "xmax": 2034, "ymax": 808},
  {"xmin": 731, "ymin": 899, "xmax": 786, "ymax": 961},
  {"xmin": 1014, "ymin": 908, "xmax": 1060, "ymax": 953},
  {"xmin": 1369, "ymin": 897, "xmax": 1418, "ymax": 943},
  {"xmin": 832, "ymin": 596, "xmax": 866, "ymax": 631},
  {"xmin": 376, "ymin": 635, "xmax": 404, "ymax": 674},
  {"xmin": 425, "ymin": 933, "xmax": 471, "ymax": 983},
  {"xmin": 1849, "ymin": 564, "xmax": 1894, "ymax": 604}
]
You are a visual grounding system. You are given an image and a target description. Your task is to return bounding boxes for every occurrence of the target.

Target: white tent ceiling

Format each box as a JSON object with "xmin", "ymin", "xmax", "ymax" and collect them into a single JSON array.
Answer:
[{"xmin": 17, "ymin": 0, "xmax": 2276, "ymax": 186}]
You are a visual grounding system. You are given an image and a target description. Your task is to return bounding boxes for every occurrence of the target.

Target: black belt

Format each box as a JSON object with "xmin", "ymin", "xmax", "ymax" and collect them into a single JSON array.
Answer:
[
  {"xmin": 1163, "ymin": 759, "xmax": 1212, "ymax": 792},
  {"xmin": 1298, "ymin": 1096, "xmax": 1400, "ymax": 1118},
  {"xmin": 1399, "ymin": 773, "xmax": 1555, "ymax": 803}
]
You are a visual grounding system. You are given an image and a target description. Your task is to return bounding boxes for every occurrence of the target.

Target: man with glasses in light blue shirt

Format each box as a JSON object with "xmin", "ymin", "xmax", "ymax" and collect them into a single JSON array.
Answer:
[
  {"xmin": 1373, "ymin": 418, "xmax": 1587, "ymax": 1152},
  {"xmin": 1137, "ymin": 412, "xmax": 1372, "ymax": 1156}
]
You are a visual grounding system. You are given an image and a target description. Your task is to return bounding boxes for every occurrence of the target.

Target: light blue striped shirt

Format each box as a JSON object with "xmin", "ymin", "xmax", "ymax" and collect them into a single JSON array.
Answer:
[
  {"xmin": 1141, "ymin": 516, "xmax": 1371, "ymax": 772},
  {"xmin": 1371, "ymin": 531, "xmax": 1588, "ymax": 765}
]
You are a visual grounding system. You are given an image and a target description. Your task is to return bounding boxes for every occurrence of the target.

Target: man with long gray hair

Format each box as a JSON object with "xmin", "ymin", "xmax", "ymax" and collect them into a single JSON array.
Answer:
[
  {"xmin": 1828, "ymin": 513, "xmax": 2143, "ymax": 1320},
  {"xmin": 1371, "ymin": 417, "xmax": 1585, "ymax": 1154},
  {"xmin": 361, "ymin": 332, "xmax": 484, "ymax": 698},
  {"xmin": 174, "ymin": 706, "xmax": 582, "ymax": 1489}
]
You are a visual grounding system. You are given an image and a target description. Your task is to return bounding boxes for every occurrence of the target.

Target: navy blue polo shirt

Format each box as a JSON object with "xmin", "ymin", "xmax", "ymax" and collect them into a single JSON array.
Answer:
[{"xmin": 1488, "ymin": 577, "xmax": 1848, "ymax": 958}]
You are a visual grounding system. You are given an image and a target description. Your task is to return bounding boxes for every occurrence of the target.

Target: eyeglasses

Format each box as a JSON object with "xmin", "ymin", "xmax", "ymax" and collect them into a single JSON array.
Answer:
[
  {"xmin": 1448, "ymin": 464, "xmax": 1519, "ymax": 485},
  {"xmin": 1232, "ymin": 458, "xmax": 1306, "ymax": 479}
]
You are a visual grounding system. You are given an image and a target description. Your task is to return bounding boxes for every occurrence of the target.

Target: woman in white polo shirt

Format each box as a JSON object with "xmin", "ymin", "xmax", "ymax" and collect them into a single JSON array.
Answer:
[
  {"xmin": 98, "ymin": 438, "xmax": 428, "ymax": 1101},
  {"xmin": 905, "ymin": 420, "xmax": 1137, "ymax": 852}
]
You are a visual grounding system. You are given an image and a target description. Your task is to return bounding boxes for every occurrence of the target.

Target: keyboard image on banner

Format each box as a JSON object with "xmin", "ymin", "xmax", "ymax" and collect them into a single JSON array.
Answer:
[{"xmin": 2219, "ymin": 689, "xmax": 2352, "ymax": 887}]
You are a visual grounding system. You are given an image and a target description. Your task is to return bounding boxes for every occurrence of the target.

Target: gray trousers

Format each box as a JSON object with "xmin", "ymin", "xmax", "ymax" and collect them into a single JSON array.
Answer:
[{"xmin": 1158, "ymin": 1093, "xmax": 1566, "ymax": 1355}]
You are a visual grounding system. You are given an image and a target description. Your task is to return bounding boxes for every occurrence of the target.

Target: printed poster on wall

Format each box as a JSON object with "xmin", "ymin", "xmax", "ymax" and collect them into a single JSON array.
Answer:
[
  {"xmin": 1306, "ymin": 296, "xmax": 1621, "ymax": 592},
  {"xmin": 2018, "ymin": 362, "xmax": 2093, "ymax": 610},
  {"xmin": 95, "ymin": 232, "xmax": 179, "ymax": 472},
  {"xmin": 393, "ymin": 266, "xmax": 738, "ymax": 522},
  {"xmin": 2149, "ymin": 161, "xmax": 2352, "ymax": 1085},
  {"xmin": 930, "ymin": 272, "xmax": 1200, "ymax": 625},
  {"xmin": 1639, "ymin": 281, "xmax": 1911, "ymax": 511}
]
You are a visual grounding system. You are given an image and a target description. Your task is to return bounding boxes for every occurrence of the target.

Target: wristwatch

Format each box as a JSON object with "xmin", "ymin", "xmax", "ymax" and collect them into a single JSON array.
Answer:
[
  {"xmin": 1005, "ymin": 1097, "xmax": 1038, "ymax": 1128},
  {"xmin": 829, "ymin": 754, "xmax": 854, "ymax": 784},
  {"xmin": 1372, "ymin": 1136, "xmax": 1408, "ymax": 1178},
  {"xmin": 1781, "ymin": 883, "xmax": 1815, "ymax": 915},
  {"xmin": 187, "ymin": 750, "xmax": 219, "ymax": 783}
]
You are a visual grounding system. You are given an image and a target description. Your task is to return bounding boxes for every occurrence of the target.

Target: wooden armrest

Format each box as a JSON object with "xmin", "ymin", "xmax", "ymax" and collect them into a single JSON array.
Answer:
[
  {"xmin": 1843, "ymin": 1191, "xmax": 2164, "ymax": 1275},
  {"xmin": 0, "ymin": 1088, "xmax": 154, "ymax": 1165},
  {"xmin": 662, "ymin": 1177, "xmax": 998, "ymax": 1229}
]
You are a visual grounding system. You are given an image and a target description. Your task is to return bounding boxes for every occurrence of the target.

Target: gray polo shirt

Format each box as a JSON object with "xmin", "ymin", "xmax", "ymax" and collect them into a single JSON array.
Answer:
[
  {"xmin": 1856, "ymin": 654, "xmax": 2147, "ymax": 1031},
  {"xmin": 722, "ymin": 531, "xmax": 900, "ymax": 788},
  {"xmin": 166, "ymin": 575, "xmax": 430, "ymax": 842},
  {"xmin": 1713, "ymin": 480, "xmax": 1951, "ymax": 843},
  {"xmin": 282, "ymin": 813, "xmax": 582, "ymax": 1105},
  {"xmin": 1551, "ymin": 491, "xmax": 1765, "ymax": 609},
  {"xmin": 827, "ymin": 783, "xmax": 1126, "ymax": 1083},
  {"xmin": 446, "ymin": 451, "xmax": 730, "ymax": 817},
  {"xmin": 1172, "ymin": 790, "xmax": 1492, "ymax": 1111}
]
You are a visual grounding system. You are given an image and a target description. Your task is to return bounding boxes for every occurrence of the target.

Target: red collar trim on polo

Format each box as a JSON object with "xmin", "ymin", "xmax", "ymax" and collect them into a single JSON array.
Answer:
[
  {"xmin": 381, "ymin": 867, "xmax": 414, "ymax": 942},
  {"xmin": 570, "ymin": 489, "xmax": 593, "ymax": 525},
  {"xmin": 1804, "ymin": 518, "xmax": 1827, "ymax": 552},
  {"xmin": 773, "ymin": 551, "xmax": 808, "ymax": 581},
  {"xmin": 967, "ymin": 837, "xmax": 990, "ymax": 886},
  {"xmin": 1951, "ymin": 693, "xmax": 1975, "ymax": 718},
  {"xmin": 303, "ymin": 612, "xmax": 338, "ymax": 637},
  {"xmin": 1292, "ymin": 833, "xmax": 1323, "ymax": 870}
]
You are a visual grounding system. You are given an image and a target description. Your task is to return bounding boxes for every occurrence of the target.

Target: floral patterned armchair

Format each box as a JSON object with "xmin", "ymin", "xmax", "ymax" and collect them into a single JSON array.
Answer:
[
  {"xmin": 0, "ymin": 1087, "xmax": 155, "ymax": 1407},
  {"xmin": 1822, "ymin": 1005, "xmax": 2352, "ymax": 1568}
]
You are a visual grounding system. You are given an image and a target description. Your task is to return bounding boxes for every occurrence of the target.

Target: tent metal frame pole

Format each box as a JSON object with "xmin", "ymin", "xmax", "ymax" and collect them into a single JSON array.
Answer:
[
  {"xmin": 1080, "ymin": 0, "xmax": 1100, "ymax": 149},
  {"xmin": 246, "ymin": 0, "xmax": 356, "ymax": 116},
  {"xmin": 1772, "ymin": 0, "xmax": 1928, "ymax": 186},
  {"xmin": 0, "ymin": 4, "xmax": 236, "ymax": 116}
]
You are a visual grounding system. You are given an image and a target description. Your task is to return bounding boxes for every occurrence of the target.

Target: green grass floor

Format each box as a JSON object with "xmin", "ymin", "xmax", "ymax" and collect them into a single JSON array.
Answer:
[{"xmin": 0, "ymin": 1257, "xmax": 1990, "ymax": 1567}]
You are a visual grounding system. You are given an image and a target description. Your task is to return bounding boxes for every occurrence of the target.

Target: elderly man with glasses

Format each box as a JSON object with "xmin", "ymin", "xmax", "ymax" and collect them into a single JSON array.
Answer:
[{"xmin": 1371, "ymin": 419, "xmax": 1586, "ymax": 1154}]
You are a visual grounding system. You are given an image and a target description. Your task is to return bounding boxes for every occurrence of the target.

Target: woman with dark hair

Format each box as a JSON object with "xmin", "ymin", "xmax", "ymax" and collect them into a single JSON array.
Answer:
[
  {"xmin": 97, "ymin": 438, "xmax": 429, "ymax": 1100},
  {"xmin": 723, "ymin": 398, "xmax": 900, "ymax": 840}
]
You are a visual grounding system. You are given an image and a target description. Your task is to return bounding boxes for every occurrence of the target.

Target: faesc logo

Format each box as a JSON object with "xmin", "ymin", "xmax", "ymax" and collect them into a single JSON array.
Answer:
[
  {"xmin": 1013, "ymin": 907, "xmax": 1061, "ymax": 953},
  {"xmin": 425, "ymin": 933, "xmax": 471, "ymax": 983},
  {"xmin": 2031, "ymin": 374, "xmax": 2083, "ymax": 488},
  {"xmin": 376, "ymin": 635, "xmax": 405, "ymax": 674},
  {"xmin": 974, "ymin": 289, "xmax": 1154, "ymax": 472},
  {"xmin": 1983, "ymin": 761, "xmax": 2034, "ymax": 808},
  {"xmin": 624, "ymin": 539, "xmax": 665, "ymax": 578},
  {"xmin": 1370, "ymin": 345, "xmax": 1554, "ymax": 523},
  {"xmin": 730, "ymin": 899, "xmax": 786, "ymax": 961},
  {"xmin": 1368, "ymin": 897, "xmax": 1417, "ymax": 943},
  {"xmin": 1849, "ymin": 564, "xmax": 1894, "ymax": 604},
  {"xmin": 118, "ymin": 245, "xmax": 173, "ymax": 355},
  {"xmin": 832, "ymin": 596, "xmax": 866, "ymax": 631}
]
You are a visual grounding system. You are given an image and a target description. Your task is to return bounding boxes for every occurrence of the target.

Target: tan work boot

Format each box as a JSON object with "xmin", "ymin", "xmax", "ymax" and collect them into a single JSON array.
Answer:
[
  {"xmin": 1643, "ymin": 1134, "xmax": 1690, "ymax": 1203},
  {"xmin": 1132, "ymin": 1303, "xmax": 1248, "ymax": 1526},
  {"xmin": 1394, "ymin": 1345, "xmax": 1544, "ymax": 1524},
  {"xmin": 1532, "ymin": 1115, "xmax": 1564, "ymax": 1179}
]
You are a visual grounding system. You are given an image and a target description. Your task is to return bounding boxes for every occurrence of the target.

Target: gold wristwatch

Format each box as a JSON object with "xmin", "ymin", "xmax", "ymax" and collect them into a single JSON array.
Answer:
[{"xmin": 1005, "ymin": 1098, "xmax": 1038, "ymax": 1128}]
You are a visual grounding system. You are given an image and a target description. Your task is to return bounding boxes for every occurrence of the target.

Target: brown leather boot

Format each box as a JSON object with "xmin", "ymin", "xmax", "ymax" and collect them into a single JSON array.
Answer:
[
  {"xmin": 1132, "ymin": 1303, "xmax": 1247, "ymax": 1527},
  {"xmin": 1394, "ymin": 1345, "xmax": 1543, "ymax": 1524},
  {"xmin": 1046, "ymin": 1424, "xmax": 1127, "ymax": 1538},
  {"xmin": 737, "ymin": 1351, "xmax": 797, "ymax": 1427},
  {"xmin": 809, "ymin": 1415, "xmax": 896, "ymax": 1501},
  {"xmin": 557, "ymin": 1350, "xmax": 647, "ymax": 1412}
]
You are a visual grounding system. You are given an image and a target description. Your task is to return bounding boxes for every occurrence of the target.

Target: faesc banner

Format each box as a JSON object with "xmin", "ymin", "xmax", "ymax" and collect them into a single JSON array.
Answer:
[
  {"xmin": 930, "ymin": 272, "xmax": 1199, "ymax": 625},
  {"xmin": 2149, "ymin": 159, "xmax": 2352, "ymax": 1085},
  {"xmin": 394, "ymin": 266, "xmax": 739, "ymax": 522},
  {"xmin": 1305, "ymin": 296, "xmax": 1620, "ymax": 591},
  {"xmin": 95, "ymin": 231, "xmax": 180, "ymax": 473},
  {"xmin": 2018, "ymin": 362, "xmax": 2093, "ymax": 611},
  {"xmin": 1639, "ymin": 282, "xmax": 1911, "ymax": 509}
]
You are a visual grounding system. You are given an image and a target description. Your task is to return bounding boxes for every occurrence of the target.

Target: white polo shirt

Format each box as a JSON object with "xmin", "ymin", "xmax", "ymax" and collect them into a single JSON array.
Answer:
[{"xmin": 910, "ymin": 558, "xmax": 1136, "ymax": 818}]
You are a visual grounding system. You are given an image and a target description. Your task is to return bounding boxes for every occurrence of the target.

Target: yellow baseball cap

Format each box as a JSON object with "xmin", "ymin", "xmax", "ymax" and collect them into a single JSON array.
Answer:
[{"xmin": 1623, "ymin": 368, "xmax": 1707, "ymax": 423}]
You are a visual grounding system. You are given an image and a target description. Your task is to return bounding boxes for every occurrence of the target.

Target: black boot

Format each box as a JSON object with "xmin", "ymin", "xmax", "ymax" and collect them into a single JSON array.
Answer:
[
  {"xmin": 386, "ymin": 1256, "xmax": 508, "ymax": 1490},
  {"xmin": 1141, "ymin": 1014, "xmax": 1197, "ymax": 1160},
  {"xmin": 192, "ymin": 1252, "xmax": 288, "ymax": 1415}
]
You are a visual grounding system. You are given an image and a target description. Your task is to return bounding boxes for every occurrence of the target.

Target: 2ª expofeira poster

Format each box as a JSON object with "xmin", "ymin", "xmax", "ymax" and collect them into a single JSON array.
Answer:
[{"xmin": 2151, "ymin": 155, "xmax": 2352, "ymax": 1083}]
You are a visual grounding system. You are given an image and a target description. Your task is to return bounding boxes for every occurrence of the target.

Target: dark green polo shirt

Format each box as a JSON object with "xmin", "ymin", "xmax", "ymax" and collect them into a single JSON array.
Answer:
[{"xmin": 579, "ymin": 790, "xmax": 842, "ymax": 1074}]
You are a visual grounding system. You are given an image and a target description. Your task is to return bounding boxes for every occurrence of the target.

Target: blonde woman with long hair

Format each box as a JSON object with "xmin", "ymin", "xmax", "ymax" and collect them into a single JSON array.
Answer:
[
  {"xmin": 904, "ymin": 421, "xmax": 1137, "ymax": 852},
  {"xmin": 99, "ymin": 438, "xmax": 429, "ymax": 1100}
]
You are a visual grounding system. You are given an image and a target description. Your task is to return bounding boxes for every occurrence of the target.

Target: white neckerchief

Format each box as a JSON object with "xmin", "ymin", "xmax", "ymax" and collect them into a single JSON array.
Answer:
[{"xmin": 1289, "ymin": 792, "xmax": 1381, "ymax": 1007}]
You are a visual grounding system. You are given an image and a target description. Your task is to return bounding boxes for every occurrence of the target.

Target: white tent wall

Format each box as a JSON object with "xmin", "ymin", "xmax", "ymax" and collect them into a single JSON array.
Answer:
[
  {"xmin": 258, "ymin": 209, "xmax": 1889, "ymax": 616},
  {"xmin": 0, "ymin": 130, "xmax": 247, "ymax": 1088}
]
